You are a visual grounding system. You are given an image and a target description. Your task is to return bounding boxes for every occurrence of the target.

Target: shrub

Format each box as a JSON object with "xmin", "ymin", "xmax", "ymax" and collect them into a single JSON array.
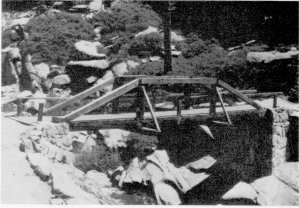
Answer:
[
  {"xmin": 23, "ymin": 12, "xmax": 94, "ymax": 65},
  {"xmin": 92, "ymin": 1, "xmax": 162, "ymax": 59},
  {"xmin": 74, "ymin": 144, "xmax": 122, "ymax": 173},
  {"xmin": 128, "ymin": 32, "xmax": 163, "ymax": 57},
  {"xmin": 92, "ymin": 2, "xmax": 162, "ymax": 37}
]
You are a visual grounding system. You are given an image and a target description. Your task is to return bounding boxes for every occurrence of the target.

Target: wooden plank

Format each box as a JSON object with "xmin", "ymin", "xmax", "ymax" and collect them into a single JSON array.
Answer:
[
  {"xmin": 142, "ymin": 77, "xmax": 217, "ymax": 85},
  {"xmin": 217, "ymin": 80, "xmax": 264, "ymax": 110},
  {"xmin": 245, "ymin": 92, "xmax": 283, "ymax": 98},
  {"xmin": 220, "ymin": 89, "xmax": 257, "ymax": 95},
  {"xmin": 216, "ymin": 86, "xmax": 232, "ymax": 125},
  {"xmin": 44, "ymin": 77, "xmax": 115, "ymax": 115},
  {"xmin": 17, "ymin": 97, "xmax": 69, "ymax": 100},
  {"xmin": 69, "ymin": 108, "xmax": 258, "ymax": 131},
  {"xmin": 141, "ymin": 86, "xmax": 161, "ymax": 132},
  {"xmin": 63, "ymin": 79, "xmax": 140, "ymax": 121},
  {"xmin": 136, "ymin": 87, "xmax": 145, "ymax": 123}
]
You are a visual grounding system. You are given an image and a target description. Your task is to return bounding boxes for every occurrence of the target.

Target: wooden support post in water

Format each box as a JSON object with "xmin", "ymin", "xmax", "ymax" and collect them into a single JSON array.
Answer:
[
  {"xmin": 37, "ymin": 103, "xmax": 44, "ymax": 122},
  {"xmin": 209, "ymin": 86, "xmax": 217, "ymax": 115},
  {"xmin": 17, "ymin": 99, "xmax": 22, "ymax": 116},
  {"xmin": 176, "ymin": 99, "xmax": 182, "ymax": 125},
  {"xmin": 141, "ymin": 86, "xmax": 161, "ymax": 132},
  {"xmin": 273, "ymin": 95, "xmax": 277, "ymax": 108},
  {"xmin": 216, "ymin": 86, "xmax": 232, "ymax": 125}
]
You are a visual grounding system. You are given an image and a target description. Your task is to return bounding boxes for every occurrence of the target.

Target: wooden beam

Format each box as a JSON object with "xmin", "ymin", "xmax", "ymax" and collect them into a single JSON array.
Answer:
[
  {"xmin": 216, "ymin": 86, "xmax": 232, "ymax": 125},
  {"xmin": 273, "ymin": 95, "xmax": 277, "ymax": 108},
  {"xmin": 136, "ymin": 86, "xmax": 145, "ymax": 124},
  {"xmin": 176, "ymin": 99, "xmax": 182, "ymax": 125},
  {"xmin": 17, "ymin": 97, "xmax": 69, "ymax": 101},
  {"xmin": 244, "ymin": 92, "xmax": 283, "ymax": 98},
  {"xmin": 141, "ymin": 86, "xmax": 161, "ymax": 132},
  {"xmin": 63, "ymin": 79, "xmax": 140, "ymax": 121},
  {"xmin": 220, "ymin": 89, "xmax": 257, "ymax": 95},
  {"xmin": 44, "ymin": 77, "xmax": 115, "ymax": 115},
  {"xmin": 217, "ymin": 80, "xmax": 264, "ymax": 110},
  {"xmin": 209, "ymin": 86, "xmax": 217, "ymax": 115},
  {"xmin": 142, "ymin": 77, "xmax": 217, "ymax": 85}
]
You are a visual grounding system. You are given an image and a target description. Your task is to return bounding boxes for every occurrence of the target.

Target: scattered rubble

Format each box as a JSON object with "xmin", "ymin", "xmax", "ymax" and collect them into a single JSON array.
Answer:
[
  {"xmin": 111, "ymin": 150, "xmax": 213, "ymax": 205},
  {"xmin": 19, "ymin": 122, "xmax": 156, "ymax": 204}
]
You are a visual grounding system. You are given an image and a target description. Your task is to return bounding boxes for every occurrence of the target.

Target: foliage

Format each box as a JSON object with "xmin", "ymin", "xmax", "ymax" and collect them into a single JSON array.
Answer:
[
  {"xmin": 22, "ymin": 12, "xmax": 94, "ymax": 65},
  {"xmin": 92, "ymin": 2, "xmax": 161, "ymax": 37},
  {"xmin": 128, "ymin": 32, "xmax": 163, "ymax": 57},
  {"xmin": 74, "ymin": 144, "xmax": 122, "ymax": 173},
  {"xmin": 92, "ymin": 1, "xmax": 162, "ymax": 59}
]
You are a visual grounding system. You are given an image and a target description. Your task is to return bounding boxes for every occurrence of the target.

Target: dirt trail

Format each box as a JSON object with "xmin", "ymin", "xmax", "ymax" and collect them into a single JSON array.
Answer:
[{"xmin": 1, "ymin": 116, "xmax": 52, "ymax": 204}]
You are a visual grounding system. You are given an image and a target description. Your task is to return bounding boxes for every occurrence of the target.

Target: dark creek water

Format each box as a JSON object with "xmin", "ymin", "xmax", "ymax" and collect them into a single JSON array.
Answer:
[{"xmin": 73, "ymin": 112, "xmax": 267, "ymax": 205}]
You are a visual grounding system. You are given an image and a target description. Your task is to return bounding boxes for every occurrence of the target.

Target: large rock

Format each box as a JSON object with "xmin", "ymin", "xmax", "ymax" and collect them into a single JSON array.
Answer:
[
  {"xmin": 123, "ymin": 157, "xmax": 143, "ymax": 184},
  {"xmin": 247, "ymin": 50, "xmax": 299, "ymax": 63},
  {"xmin": 112, "ymin": 62, "xmax": 128, "ymax": 76},
  {"xmin": 53, "ymin": 74, "xmax": 71, "ymax": 85},
  {"xmin": 26, "ymin": 153, "xmax": 53, "ymax": 181},
  {"xmin": 251, "ymin": 175, "xmax": 299, "ymax": 205},
  {"xmin": 153, "ymin": 182, "xmax": 182, "ymax": 205},
  {"xmin": 50, "ymin": 168, "xmax": 86, "ymax": 198},
  {"xmin": 74, "ymin": 40, "xmax": 106, "ymax": 58},
  {"xmin": 88, "ymin": 0, "xmax": 103, "ymax": 11},
  {"xmin": 67, "ymin": 59, "xmax": 109, "ymax": 69},
  {"xmin": 222, "ymin": 181, "xmax": 258, "ymax": 202},
  {"xmin": 86, "ymin": 170, "xmax": 112, "ymax": 188},
  {"xmin": 135, "ymin": 26, "xmax": 184, "ymax": 42},
  {"xmin": 34, "ymin": 63, "xmax": 50, "ymax": 80},
  {"xmin": 274, "ymin": 162, "xmax": 299, "ymax": 191}
]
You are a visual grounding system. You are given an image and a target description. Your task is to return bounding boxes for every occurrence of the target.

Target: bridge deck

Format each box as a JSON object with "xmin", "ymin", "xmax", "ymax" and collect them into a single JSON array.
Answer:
[{"xmin": 67, "ymin": 104, "xmax": 256, "ymax": 131}]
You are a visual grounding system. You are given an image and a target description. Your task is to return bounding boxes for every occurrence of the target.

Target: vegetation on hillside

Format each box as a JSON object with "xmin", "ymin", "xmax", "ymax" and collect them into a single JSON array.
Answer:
[
  {"xmin": 23, "ymin": 12, "xmax": 94, "ymax": 65},
  {"xmin": 2, "ymin": 1, "xmax": 298, "ymax": 101}
]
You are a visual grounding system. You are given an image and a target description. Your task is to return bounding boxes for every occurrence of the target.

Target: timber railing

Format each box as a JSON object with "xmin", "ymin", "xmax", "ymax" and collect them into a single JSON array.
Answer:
[{"xmin": 12, "ymin": 75, "xmax": 283, "ymax": 132}]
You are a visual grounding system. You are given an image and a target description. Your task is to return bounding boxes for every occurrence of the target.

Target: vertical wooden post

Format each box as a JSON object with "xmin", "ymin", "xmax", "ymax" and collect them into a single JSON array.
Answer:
[
  {"xmin": 273, "ymin": 95, "xmax": 277, "ymax": 108},
  {"xmin": 136, "ymin": 86, "xmax": 145, "ymax": 126},
  {"xmin": 17, "ymin": 99, "xmax": 22, "ymax": 116},
  {"xmin": 183, "ymin": 84, "xmax": 192, "ymax": 110},
  {"xmin": 37, "ymin": 103, "xmax": 44, "ymax": 122},
  {"xmin": 176, "ymin": 99, "xmax": 182, "ymax": 125},
  {"xmin": 112, "ymin": 77, "xmax": 120, "ymax": 114},
  {"xmin": 216, "ymin": 86, "xmax": 232, "ymax": 125},
  {"xmin": 152, "ymin": 87, "xmax": 157, "ymax": 111},
  {"xmin": 209, "ymin": 85, "xmax": 217, "ymax": 115}
]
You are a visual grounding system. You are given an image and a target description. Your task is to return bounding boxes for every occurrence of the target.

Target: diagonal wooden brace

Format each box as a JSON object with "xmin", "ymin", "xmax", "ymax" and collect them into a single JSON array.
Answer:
[{"xmin": 141, "ymin": 86, "xmax": 161, "ymax": 133}]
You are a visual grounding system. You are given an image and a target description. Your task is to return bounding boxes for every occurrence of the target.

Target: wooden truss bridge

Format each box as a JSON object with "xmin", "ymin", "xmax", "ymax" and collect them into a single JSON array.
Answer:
[{"xmin": 34, "ymin": 75, "xmax": 282, "ymax": 134}]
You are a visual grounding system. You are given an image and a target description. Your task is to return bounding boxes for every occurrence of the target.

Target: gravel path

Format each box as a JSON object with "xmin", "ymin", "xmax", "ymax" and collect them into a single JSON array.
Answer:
[{"xmin": 1, "ymin": 116, "xmax": 52, "ymax": 204}]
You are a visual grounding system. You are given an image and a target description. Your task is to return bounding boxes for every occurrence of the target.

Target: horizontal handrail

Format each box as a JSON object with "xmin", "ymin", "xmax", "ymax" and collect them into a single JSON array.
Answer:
[
  {"xmin": 63, "ymin": 78, "xmax": 140, "ymax": 121},
  {"xmin": 44, "ymin": 77, "xmax": 115, "ymax": 115}
]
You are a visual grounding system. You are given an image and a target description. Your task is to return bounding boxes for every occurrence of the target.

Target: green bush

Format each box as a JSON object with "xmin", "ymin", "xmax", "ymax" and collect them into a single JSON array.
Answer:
[
  {"xmin": 93, "ymin": 2, "xmax": 161, "ymax": 37},
  {"xmin": 92, "ymin": 1, "xmax": 162, "ymax": 59},
  {"xmin": 23, "ymin": 12, "xmax": 94, "ymax": 65},
  {"xmin": 74, "ymin": 144, "xmax": 122, "ymax": 173},
  {"xmin": 128, "ymin": 32, "xmax": 163, "ymax": 57}
]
